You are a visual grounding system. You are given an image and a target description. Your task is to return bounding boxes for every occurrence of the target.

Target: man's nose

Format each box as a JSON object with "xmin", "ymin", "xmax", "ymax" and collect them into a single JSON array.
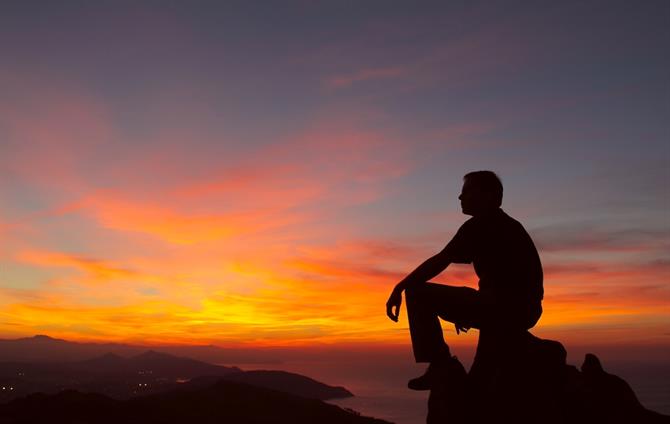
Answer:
[{"xmin": 458, "ymin": 194, "xmax": 463, "ymax": 200}]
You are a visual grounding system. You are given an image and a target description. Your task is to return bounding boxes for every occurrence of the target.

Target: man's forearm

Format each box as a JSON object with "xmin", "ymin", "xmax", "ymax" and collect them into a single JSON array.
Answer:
[{"xmin": 396, "ymin": 254, "xmax": 449, "ymax": 291}]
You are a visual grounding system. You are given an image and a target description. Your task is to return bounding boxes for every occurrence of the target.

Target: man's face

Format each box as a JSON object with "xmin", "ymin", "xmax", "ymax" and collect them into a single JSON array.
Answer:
[{"xmin": 458, "ymin": 180, "xmax": 485, "ymax": 216}]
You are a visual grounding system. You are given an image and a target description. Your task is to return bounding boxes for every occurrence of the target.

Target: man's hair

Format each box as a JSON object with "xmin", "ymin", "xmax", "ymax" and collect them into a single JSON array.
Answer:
[{"xmin": 463, "ymin": 170, "xmax": 503, "ymax": 207}]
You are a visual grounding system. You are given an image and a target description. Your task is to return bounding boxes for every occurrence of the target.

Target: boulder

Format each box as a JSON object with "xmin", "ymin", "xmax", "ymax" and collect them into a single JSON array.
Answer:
[{"xmin": 426, "ymin": 334, "xmax": 669, "ymax": 423}]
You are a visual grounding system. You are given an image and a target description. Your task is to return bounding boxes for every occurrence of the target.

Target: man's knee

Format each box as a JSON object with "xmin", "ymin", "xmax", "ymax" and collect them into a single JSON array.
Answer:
[
  {"xmin": 406, "ymin": 281, "xmax": 432, "ymax": 292},
  {"xmin": 405, "ymin": 282, "xmax": 441, "ymax": 303},
  {"xmin": 404, "ymin": 283, "xmax": 427, "ymax": 305}
]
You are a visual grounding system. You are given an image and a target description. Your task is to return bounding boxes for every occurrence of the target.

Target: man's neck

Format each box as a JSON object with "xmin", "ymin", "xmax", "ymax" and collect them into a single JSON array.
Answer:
[{"xmin": 471, "ymin": 207, "xmax": 502, "ymax": 217}]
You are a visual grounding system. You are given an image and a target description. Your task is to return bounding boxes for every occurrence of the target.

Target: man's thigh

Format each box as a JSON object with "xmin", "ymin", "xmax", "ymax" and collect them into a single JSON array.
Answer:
[{"xmin": 406, "ymin": 282, "xmax": 493, "ymax": 329}]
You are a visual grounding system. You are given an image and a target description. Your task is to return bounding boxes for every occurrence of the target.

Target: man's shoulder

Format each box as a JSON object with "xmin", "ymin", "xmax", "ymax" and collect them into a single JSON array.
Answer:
[
  {"xmin": 460, "ymin": 209, "xmax": 529, "ymax": 235},
  {"xmin": 490, "ymin": 208, "xmax": 526, "ymax": 226},
  {"xmin": 461, "ymin": 208, "xmax": 508, "ymax": 227}
]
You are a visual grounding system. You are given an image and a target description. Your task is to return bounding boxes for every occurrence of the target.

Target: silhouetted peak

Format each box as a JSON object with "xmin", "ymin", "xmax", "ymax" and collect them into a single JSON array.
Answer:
[
  {"xmin": 31, "ymin": 334, "xmax": 64, "ymax": 341},
  {"xmin": 582, "ymin": 353, "xmax": 604, "ymax": 375},
  {"xmin": 33, "ymin": 335, "xmax": 53, "ymax": 340}
]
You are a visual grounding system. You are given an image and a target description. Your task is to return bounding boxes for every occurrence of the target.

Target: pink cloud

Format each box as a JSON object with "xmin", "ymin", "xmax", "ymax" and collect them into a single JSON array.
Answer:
[{"xmin": 0, "ymin": 71, "xmax": 114, "ymax": 191}]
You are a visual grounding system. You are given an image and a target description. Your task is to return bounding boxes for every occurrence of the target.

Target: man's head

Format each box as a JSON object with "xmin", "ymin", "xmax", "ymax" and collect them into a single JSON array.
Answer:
[{"xmin": 459, "ymin": 170, "xmax": 503, "ymax": 216}]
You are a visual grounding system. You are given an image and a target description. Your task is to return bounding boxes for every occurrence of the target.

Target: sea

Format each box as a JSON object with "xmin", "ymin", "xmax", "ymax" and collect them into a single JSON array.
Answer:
[{"xmin": 231, "ymin": 356, "xmax": 670, "ymax": 424}]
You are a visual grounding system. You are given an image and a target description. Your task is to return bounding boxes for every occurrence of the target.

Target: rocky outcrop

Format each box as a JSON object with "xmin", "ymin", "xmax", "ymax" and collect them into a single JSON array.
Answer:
[
  {"xmin": 427, "ymin": 334, "xmax": 669, "ymax": 424},
  {"xmin": 561, "ymin": 354, "xmax": 668, "ymax": 424}
]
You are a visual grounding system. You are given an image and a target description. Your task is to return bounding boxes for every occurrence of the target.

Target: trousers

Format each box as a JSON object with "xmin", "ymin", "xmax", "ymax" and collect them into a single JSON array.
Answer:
[{"xmin": 405, "ymin": 282, "xmax": 541, "ymax": 363}]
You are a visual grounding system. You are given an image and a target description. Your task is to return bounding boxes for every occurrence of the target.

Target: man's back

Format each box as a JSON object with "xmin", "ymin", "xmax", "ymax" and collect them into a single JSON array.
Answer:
[{"xmin": 445, "ymin": 208, "xmax": 543, "ymax": 306}]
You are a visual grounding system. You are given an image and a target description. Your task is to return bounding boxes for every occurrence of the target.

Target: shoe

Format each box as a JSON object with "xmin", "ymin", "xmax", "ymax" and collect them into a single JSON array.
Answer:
[
  {"xmin": 408, "ymin": 356, "xmax": 464, "ymax": 391},
  {"xmin": 408, "ymin": 362, "xmax": 438, "ymax": 390}
]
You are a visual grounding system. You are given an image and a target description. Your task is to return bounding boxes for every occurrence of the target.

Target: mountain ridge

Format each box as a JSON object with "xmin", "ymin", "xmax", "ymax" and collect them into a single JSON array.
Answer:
[
  {"xmin": 0, "ymin": 335, "xmax": 285, "ymax": 364},
  {"xmin": 0, "ymin": 348, "xmax": 351, "ymax": 402}
]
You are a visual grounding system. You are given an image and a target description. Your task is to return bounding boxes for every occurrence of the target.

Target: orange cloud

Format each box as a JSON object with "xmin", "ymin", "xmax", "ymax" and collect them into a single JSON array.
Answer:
[
  {"xmin": 62, "ymin": 191, "xmax": 311, "ymax": 245},
  {"xmin": 16, "ymin": 249, "xmax": 138, "ymax": 281}
]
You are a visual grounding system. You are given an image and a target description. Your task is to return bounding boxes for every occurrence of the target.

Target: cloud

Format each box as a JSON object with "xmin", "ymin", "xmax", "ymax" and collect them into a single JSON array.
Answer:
[
  {"xmin": 16, "ymin": 249, "xmax": 138, "ymax": 281},
  {"xmin": 30, "ymin": 109, "xmax": 413, "ymax": 248},
  {"xmin": 10, "ymin": 250, "xmax": 180, "ymax": 305},
  {"xmin": 543, "ymin": 257, "xmax": 670, "ymax": 280},
  {"xmin": 0, "ymin": 71, "xmax": 114, "ymax": 191},
  {"xmin": 57, "ymin": 189, "xmax": 314, "ymax": 245},
  {"xmin": 285, "ymin": 258, "xmax": 401, "ymax": 282},
  {"xmin": 532, "ymin": 224, "xmax": 670, "ymax": 254},
  {"xmin": 325, "ymin": 66, "xmax": 407, "ymax": 89}
]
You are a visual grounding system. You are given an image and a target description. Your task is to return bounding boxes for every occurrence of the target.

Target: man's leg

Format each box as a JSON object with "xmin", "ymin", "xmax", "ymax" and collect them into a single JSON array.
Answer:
[
  {"xmin": 405, "ymin": 282, "xmax": 488, "ymax": 363},
  {"xmin": 404, "ymin": 282, "xmax": 488, "ymax": 391}
]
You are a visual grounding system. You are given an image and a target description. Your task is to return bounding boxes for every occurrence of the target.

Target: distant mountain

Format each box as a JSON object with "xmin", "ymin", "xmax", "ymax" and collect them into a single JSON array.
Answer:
[
  {"xmin": 0, "ymin": 350, "xmax": 351, "ymax": 402},
  {"xmin": 0, "ymin": 380, "xmax": 389, "ymax": 424},
  {"xmin": 0, "ymin": 335, "xmax": 284, "ymax": 364},
  {"xmin": 0, "ymin": 335, "xmax": 145, "ymax": 362},
  {"xmin": 0, "ymin": 349, "xmax": 239, "ymax": 401},
  {"xmin": 71, "ymin": 350, "xmax": 242, "ymax": 378},
  {"xmin": 222, "ymin": 370, "xmax": 353, "ymax": 399}
]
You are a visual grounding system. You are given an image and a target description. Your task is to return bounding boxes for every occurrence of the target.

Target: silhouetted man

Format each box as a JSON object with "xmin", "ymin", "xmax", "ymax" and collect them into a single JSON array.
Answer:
[{"xmin": 386, "ymin": 171, "xmax": 543, "ymax": 390}]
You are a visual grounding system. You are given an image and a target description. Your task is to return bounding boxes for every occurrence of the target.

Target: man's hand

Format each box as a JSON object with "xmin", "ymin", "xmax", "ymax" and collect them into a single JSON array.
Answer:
[{"xmin": 386, "ymin": 286, "xmax": 403, "ymax": 322}]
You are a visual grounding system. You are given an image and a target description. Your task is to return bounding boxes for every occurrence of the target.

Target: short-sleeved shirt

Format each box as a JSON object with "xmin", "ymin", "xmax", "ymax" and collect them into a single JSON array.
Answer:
[{"xmin": 444, "ymin": 208, "xmax": 543, "ymax": 306}]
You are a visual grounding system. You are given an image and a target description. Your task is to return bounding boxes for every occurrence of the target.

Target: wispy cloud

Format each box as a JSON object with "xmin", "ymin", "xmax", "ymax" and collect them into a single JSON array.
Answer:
[
  {"xmin": 325, "ymin": 66, "xmax": 407, "ymax": 89},
  {"xmin": 16, "ymin": 249, "xmax": 138, "ymax": 281},
  {"xmin": 532, "ymin": 224, "xmax": 670, "ymax": 253},
  {"xmin": 0, "ymin": 71, "xmax": 113, "ymax": 191}
]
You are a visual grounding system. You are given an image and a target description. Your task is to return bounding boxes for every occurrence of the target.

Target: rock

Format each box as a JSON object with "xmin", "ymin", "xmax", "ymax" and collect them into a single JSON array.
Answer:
[
  {"xmin": 561, "ymin": 353, "xmax": 669, "ymax": 424},
  {"xmin": 426, "ymin": 356, "xmax": 468, "ymax": 424},
  {"xmin": 426, "ymin": 334, "xmax": 669, "ymax": 424}
]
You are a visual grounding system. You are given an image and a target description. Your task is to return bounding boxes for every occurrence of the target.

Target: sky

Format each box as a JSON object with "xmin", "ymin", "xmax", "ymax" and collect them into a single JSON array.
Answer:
[{"xmin": 0, "ymin": 1, "xmax": 668, "ymax": 358}]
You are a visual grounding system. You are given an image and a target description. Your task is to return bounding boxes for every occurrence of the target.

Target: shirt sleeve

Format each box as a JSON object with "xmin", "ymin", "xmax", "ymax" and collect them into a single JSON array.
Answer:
[{"xmin": 442, "ymin": 220, "xmax": 475, "ymax": 264}]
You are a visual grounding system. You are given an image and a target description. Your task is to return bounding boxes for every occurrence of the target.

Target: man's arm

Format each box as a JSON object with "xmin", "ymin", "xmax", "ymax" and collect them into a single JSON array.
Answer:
[
  {"xmin": 396, "ymin": 248, "xmax": 452, "ymax": 291},
  {"xmin": 385, "ymin": 248, "xmax": 452, "ymax": 322}
]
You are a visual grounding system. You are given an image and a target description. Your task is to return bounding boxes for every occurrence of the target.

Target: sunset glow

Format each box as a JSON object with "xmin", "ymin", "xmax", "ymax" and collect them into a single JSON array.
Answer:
[{"xmin": 0, "ymin": 2, "xmax": 667, "ymax": 358}]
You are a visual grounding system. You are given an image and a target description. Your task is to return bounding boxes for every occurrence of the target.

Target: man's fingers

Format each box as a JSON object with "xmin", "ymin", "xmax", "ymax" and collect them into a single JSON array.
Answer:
[
  {"xmin": 385, "ymin": 303, "xmax": 399, "ymax": 321},
  {"xmin": 386, "ymin": 303, "xmax": 397, "ymax": 321},
  {"xmin": 385, "ymin": 291, "xmax": 402, "ymax": 322}
]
